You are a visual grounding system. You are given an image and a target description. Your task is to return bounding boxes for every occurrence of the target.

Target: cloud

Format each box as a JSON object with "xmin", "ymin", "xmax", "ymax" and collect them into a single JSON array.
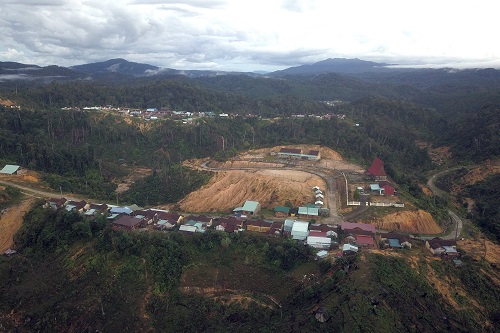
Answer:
[{"xmin": 0, "ymin": 0, "xmax": 499, "ymax": 71}]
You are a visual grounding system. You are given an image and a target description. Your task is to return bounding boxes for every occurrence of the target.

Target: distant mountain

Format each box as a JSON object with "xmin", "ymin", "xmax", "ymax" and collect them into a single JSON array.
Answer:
[
  {"xmin": 0, "ymin": 62, "xmax": 84, "ymax": 82},
  {"xmin": 71, "ymin": 58, "xmax": 159, "ymax": 76},
  {"xmin": 272, "ymin": 58, "xmax": 393, "ymax": 76}
]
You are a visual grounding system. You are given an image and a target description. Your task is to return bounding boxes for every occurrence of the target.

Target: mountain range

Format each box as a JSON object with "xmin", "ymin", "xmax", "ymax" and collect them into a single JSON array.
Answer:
[{"xmin": 2, "ymin": 57, "xmax": 499, "ymax": 83}]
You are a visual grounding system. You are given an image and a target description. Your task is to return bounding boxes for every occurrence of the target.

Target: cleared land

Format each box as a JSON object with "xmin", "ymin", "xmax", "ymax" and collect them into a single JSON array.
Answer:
[
  {"xmin": 0, "ymin": 198, "xmax": 35, "ymax": 253},
  {"xmin": 361, "ymin": 209, "xmax": 443, "ymax": 234},
  {"xmin": 179, "ymin": 169, "xmax": 326, "ymax": 213}
]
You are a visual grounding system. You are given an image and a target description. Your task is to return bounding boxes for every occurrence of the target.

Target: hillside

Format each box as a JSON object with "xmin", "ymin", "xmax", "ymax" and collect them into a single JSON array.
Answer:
[
  {"xmin": 1, "ymin": 204, "xmax": 499, "ymax": 332},
  {"xmin": 179, "ymin": 169, "xmax": 326, "ymax": 213}
]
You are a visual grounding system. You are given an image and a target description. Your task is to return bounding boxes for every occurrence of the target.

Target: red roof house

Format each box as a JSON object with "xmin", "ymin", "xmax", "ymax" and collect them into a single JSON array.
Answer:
[
  {"xmin": 382, "ymin": 184, "xmax": 395, "ymax": 196},
  {"xmin": 366, "ymin": 157, "xmax": 387, "ymax": 181},
  {"xmin": 355, "ymin": 235, "xmax": 375, "ymax": 247}
]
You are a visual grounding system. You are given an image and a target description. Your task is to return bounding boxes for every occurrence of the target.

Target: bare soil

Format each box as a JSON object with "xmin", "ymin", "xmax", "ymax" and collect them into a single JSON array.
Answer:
[
  {"xmin": 115, "ymin": 167, "xmax": 153, "ymax": 193},
  {"xmin": 415, "ymin": 141, "xmax": 452, "ymax": 165},
  {"xmin": 179, "ymin": 169, "xmax": 325, "ymax": 213},
  {"xmin": 451, "ymin": 163, "xmax": 500, "ymax": 195},
  {"xmin": 458, "ymin": 238, "xmax": 500, "ymax": 266},
  {"xmin": 361, "ymin": 209, "xmax": 443, "ymax": 234},
  {"xmin": 0, "ymin": 198, "xmax": 35, "ymax": 253}
]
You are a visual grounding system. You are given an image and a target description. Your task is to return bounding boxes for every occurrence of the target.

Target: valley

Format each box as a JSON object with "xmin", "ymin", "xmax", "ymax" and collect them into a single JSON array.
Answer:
[{"xmin": 0, "ymin": 57, "xmax": 498, "ymax": 332}]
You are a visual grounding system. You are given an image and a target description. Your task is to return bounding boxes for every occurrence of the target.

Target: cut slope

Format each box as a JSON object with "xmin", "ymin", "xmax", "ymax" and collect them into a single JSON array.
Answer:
[
  {"xmin": 0, "ymin": 198, "xmax": 35, "ymax": 252},
  {"xmin": 363, "ymin": 209, "xmax": 442, "ymax": 234},
  {"xmin": 179, "ymin": 169, "xmax": 325, "ymax": 213}
]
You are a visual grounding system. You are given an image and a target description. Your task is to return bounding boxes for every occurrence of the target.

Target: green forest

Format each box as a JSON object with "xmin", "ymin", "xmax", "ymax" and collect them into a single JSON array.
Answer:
[
  {"xmin": 0, "ymin": 67, "xmax": 499, "ymax": 332},
  {"xmin": 1, "ymin": 204, "xmax": 498, "ymax": 332}
]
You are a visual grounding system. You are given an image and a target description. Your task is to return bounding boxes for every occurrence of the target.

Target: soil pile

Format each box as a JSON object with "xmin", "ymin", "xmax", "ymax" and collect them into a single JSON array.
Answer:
[
  {"xmin": 179, "ymin": 169, "xmax": 325, "ymax": 213},
  {"xmin": 364, "ymin": 209, "xmax": 443, "ymax": 234}
]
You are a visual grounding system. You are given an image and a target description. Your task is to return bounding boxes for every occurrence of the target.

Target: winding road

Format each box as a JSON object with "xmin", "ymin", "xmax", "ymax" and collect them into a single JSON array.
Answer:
[{"xmin": 426, "ymin": 166, "xmax": 475, "ymax": 240}]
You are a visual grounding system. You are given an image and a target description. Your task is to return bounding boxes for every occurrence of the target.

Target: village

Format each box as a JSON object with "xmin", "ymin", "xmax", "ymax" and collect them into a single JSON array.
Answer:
[{"xmin": 30, "ymin": 148, "xmax": 461, "ymax": 266}]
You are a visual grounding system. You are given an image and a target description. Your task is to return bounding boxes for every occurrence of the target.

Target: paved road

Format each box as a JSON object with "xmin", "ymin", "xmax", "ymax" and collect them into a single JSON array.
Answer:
[{"xmin": 426, "ymin": 166, "xmax": 475, "ymax": 240}]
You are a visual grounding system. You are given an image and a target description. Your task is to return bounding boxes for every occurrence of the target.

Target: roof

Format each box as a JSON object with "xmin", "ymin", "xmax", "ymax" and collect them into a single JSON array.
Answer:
[
  {"xmin": 382, "ymin": 184, "xmax": 395, "ymax": 195},
  {"xmin": 370, "ymin": 184, "xmax": 381, "ymax": 191},
  {"xmin": 308, "ymin": 150, "xmax": 320, "ymax": 156},
  {"xmin": 367, "ymin": 157, "xmax": 387, "ymax": 177},
  {"xmin": 179, "ymin": 225, "xmax": 197, "ymax": 233},
  {"xmin": 307, "ymin": 236, "xmax": 332, "ymax": 245},
  {"xmin": 340, "ymin": 222, "xmax": 376, "ymax": 234},
  {"xmin": 443, "ymin": 246, "xmax": 458, "ymax": 253},
  {"xmin": 246, "ymin": 219, "xmax": 270, "ymax": 228},
  {"xmin": 309, "ymin": 224, "xmax": 336, "ymax": 232},
  {"xmin": 274, "ymin": 206, "xmax": 290, "ymax": 213},
  {"xmin": 241, "ymin": 200, "xmax": 260, "ymax": 212},
  {"xmin": 113, "ymin": 215, "xmax": 143, "ymax": 228},
  {"xmin": 110, "ymin": 206, "xmax": 133, "ymax": 215},
  {"xmin": 381, "ymin": 232, "xmax": 410, "ymax": 242},
  {"xmin": 279, "ymin": 148, "xmax": 302, "ymax": 154},
  {"xmin": 427, "ymin": 237, "xmax": 457, "ymax": 249},
  {"xmin": 316, "ymin": 250, "xmax": 328, "ymax": 257},
  {"xmin": 292, "ymin": 221, "xmax": 309, "ymax": 233},
  {"xmin": 184, "ymin": 215, "xmax": 212, "ymax": 223},
  {"xmin": 355, "ymin": 235, "xmax": 375, "ymax": 246},
  {"xmin": 0, "ymin": 164, "xmax": 20, "ymax": 174},
  {"xmin": 388, "ymin": 238, "xmax": 402, "ymax": 248},
  {"xmin": 298, "ymin": 207, "xmax": 319, "ymax": 216},
  {"xmin": 284, "ymin": 219, "xmax": 295, "ymax": 232},
  {"xmin": 342, "ymin": 244, "xmax": 358, "ymax": 252}
]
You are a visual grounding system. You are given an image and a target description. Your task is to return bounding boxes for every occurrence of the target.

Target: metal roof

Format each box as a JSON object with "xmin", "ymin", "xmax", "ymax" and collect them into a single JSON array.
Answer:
[
  {"xmin": 298, "ymin": 207, "xmax": 319, "ymax": 216},
  {"xmin": 388, "ymin": 238, "xmax": 402, "ymax": 248},
  {"xmin": 241, "ymin": 200, "xmax": 260, "ymax": 212},
  {"xmin": 0, "ymin": 164, "xmax": 20, "ymax": 174}
]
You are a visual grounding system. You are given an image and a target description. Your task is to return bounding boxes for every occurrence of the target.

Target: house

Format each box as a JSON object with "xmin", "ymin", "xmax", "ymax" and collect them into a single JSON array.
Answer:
[
  {"xmin": 365, "ymin": 157, "xmax": 387, "ymax": 181},
  {"xmin": 46, "ymin": 197, "xmax": 67, "ymax": 209},
  {"xmin": 340, "ymin": 222, "xmax": 376, "ymax": 236},
  {"xmin": 306, "ymin": 150, "xmax": 321, "ymax": 160},
  {"xmin": 354, "ymin": 235, "xmax": 375, "ymax": 248},
  {"xmin": 233, "ymin": 200, "xmax": 261, "ymax": 215},
  {"xmin": 342, "ymin": 243, "xmax": 359, "ymax": 255},
  {"xmin": 184, "ymin": 215, "xmax": 213, "ymax": 226},
  {"xmin": 266, "ymin": 221, "xmax": 284, "ymax": 237},
  {"xmin": 298, "ymin": 207, "xmax": 319, "ymax": 218},
  {"xmin": 89, "ymin": 203, "xmax": 109, "ymax": 213},
  {"xmin": 246, "ymin": 219, "xmax": 271, "ymax": 233},
  {"xmin": 216, "ymin": 217, "xmax": 244, "ymax": 233},
  {"xmin": 274, "ymin": 206, "xmax": 290, "ymax": 217},
  {"xmin": 316, "ymin": 250, "xmax": 329, "ymax": 259},
  {"xmin": 110, "ymin": 206, "xmax": 133, "ymax": 215},
  {"xmin": 65, "ymin": 200, "xmax": 89, "ymax": 213},
  {"xmin": 425, "ymin": 238, "xmax": 458, "ymax": 256},
  {"xmin": 315, "ymin": 193, "xmax": 324, "ymax": 199},
  {"xmin": 314, "ymin": 200, "xmax": 324, "ymax": 207},
  {"xmin": 380, "ymin": 233, "xmax": 411, "ymax": 249},
  {"xmin": 284, "ymin": 219, "xmax": 295, "ymax": 236},
  {"xmin": 179, "ymin": 225, "xmax": 198, "ymax": 233},
  {"xmin": 382, "ymin": 184, "xmax": 396, "ymax": 196},
  {"xmin": 112, "ymin": 215, "xmax": 144, "ymax": 231},
  {"xmin": 369, "ymin": 184, "xmax": 383, "ymax": 195},
  {"xmin": 291, "ymin": 220, "xmax": 309, "ymax": 240},
  {"xmin": 277, "ymin": 147, "xmax": 303, "ymax": 159},
  {"xmin": 0, "ymin": 164, "xmax": 22, "ymax": 175},
  {"xmin": 309, "ymin": 224, "xmax": 338, "ymax": 238},
  {"xmin": 306, "ymin": 236, "xmax": 332, "ymax": 249}
]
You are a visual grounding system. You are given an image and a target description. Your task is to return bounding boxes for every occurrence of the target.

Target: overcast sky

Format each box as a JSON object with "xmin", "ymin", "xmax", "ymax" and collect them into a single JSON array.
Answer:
[{"xmin": 1, "ymin": 0, "xmax": 499, "ymax": 71}]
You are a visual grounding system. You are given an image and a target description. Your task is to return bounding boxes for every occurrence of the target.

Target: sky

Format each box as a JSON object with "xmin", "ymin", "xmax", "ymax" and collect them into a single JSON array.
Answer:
[{"xmin": 1, "ymin": 0, "xmax": 499, "ymax": 72}]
